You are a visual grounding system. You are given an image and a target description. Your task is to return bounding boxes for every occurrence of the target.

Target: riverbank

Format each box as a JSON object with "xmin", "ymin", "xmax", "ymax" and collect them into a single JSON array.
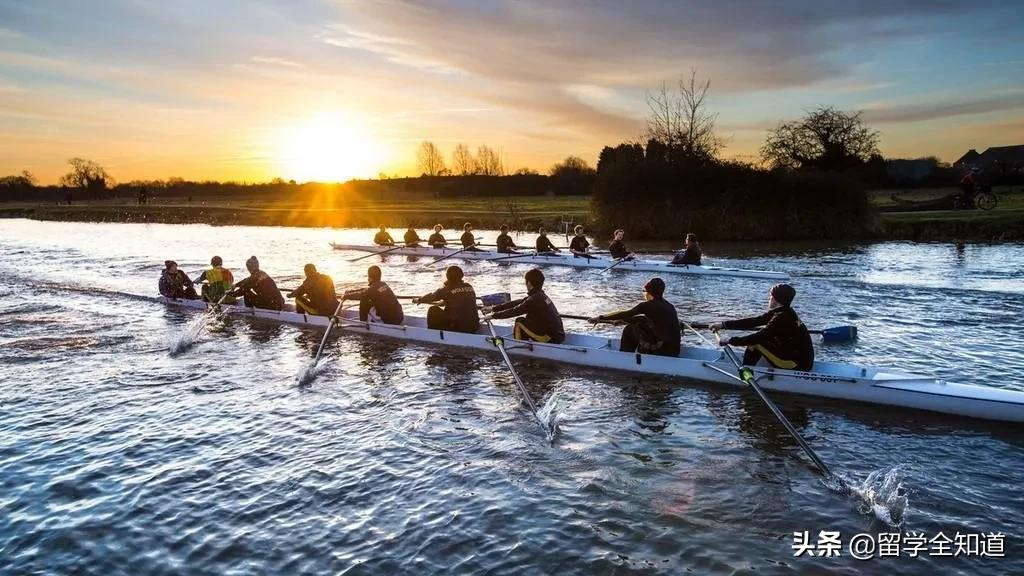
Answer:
[{"xmin": 2, "ymin": 189, "xmax": 1022, "ymax": 241}]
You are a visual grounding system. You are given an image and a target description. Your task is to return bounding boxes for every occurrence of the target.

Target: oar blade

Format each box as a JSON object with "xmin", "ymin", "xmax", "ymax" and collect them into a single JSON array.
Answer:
[
  {"xmin": 820, "ymin": 325, "xmax": 857, "ymax": 343},
  {"xmin": 480, "ymin": 292, "xmax": 511, "ymax": 306}
]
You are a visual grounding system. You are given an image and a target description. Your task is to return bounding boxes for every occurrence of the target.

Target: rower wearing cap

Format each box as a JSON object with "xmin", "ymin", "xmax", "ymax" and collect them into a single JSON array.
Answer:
[
  {"xmin": 535, "ymin": 228, "xmax": 559, "ymax": 254},
  {"xmin": 569, "ymin": 225, "xmax": 593, "ymax": 259},
  {"xmin": 287, "ymin": 263, "xmax": 338, "ymax": 316},
  {"xmin": 227, "ymin": 256, "xmax": 284, "ymax": 311},
  {"xmin": 413, "ymin": 265, "xmax": 479, "ymax": 333},
  {"xmin": 193, "ymin": 256, "xmax": 235, "ymax": 303},
  {"xmin": 374, "ymin": 225, "xmax": 395, "ymax": 246},
  {"xmin": 495, "ymin": 225, "xmax": 519, "ymax": 254},
  {"xmin": 671, "ymin": 233, "xmax": 702, "ymax": 266},
  {"xmin": 404, "ymin": 226, "xmax": 423, "ymax": 247},
  {"xmin": 589, "ymin": 277, "xmax": 680, "ymax": 357},
  {"xmin": 709, "ymin": 283, "xmax": 814, "ymax": 371},
  {"xmin": 460, "ymin": 222, "xmax": 484, "ymax": 251},
  {"xmin": 483, "ymin": 268, "xmax": 564, "ymax": 343},
  {"xmin": 608, "ymin": 229, "xmax": 633, "ymax": 260},
  {"xmin": 428, "ymin": 224, "xmax": 447, "ymax": 249},
  {"xmin": 159, "ymin": 260, "xmax": 199, "ymax": 300},
  {"xmin": 342, "ymin": 265, "xmax": 404, "ymax": 325}
]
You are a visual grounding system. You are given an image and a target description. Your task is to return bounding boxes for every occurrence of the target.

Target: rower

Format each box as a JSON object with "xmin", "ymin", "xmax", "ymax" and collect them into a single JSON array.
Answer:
[
  {"xmin": 671, "ymin": 233, "xmax": 702, "ymax": 266},
  {"xmin": 460, "ymin": 222, "xmax": 483, "ymax": 251},
  {"xmin": 192, "ymin": 255, "xmax": 235, "ymax": 303},
  {"xmin": 159, "ymin": 260, "xmax": 199, "ymax": 300},
  {"xmin": 709, "ymin": 283, "xmax": 814, "ymax": 371},
  {"xmin": 412, "ymin": 265, "xmax": 480, "ymax": 333},
  {"xmin": 342, "ymin": 265, "xmax": 404, "ymax": 325},
  {"xmin": 608, "ymin": 229, "xmax": 633, "ymax": 260},
  {"xmin": 287, "ymin": 263, "xmax": 338, "ymax": 316},
  {"xmin": 569, "ymin": 225, "xmax": 593, "ymax": 259},
  {"xmin": 227, "ymin": 256, "xmax": 284, "ymax": 311},
  {"xmin": 374, "ymin": 225, "xmax": 395, "ymax": 246},
  {"xmin": 428, "ymin": 224, "xmax": 447, "ymax": 248},
  {"xmin": 482, "ymin": 268, "xmax": 564, "ymax": 343},
  {"xmin": 404, "ymin": 226, "xmax": 423, "ymax": 247},
  {"xmin": 589, "ymin": 277, "xmax": 680, "ymax": 357},
  {"xmin": 495, "ymin": 225, "xmax": 519, "ymax": 254},
  {"xmin": 536, "ymin": 228, "xmax": 559, "ymax": 254}
]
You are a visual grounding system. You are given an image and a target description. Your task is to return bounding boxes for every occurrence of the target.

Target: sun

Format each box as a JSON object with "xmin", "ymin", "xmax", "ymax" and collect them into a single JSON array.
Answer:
[{"xmin": 276, "ymin": 113, "xmax": 386, "ymax": 183}]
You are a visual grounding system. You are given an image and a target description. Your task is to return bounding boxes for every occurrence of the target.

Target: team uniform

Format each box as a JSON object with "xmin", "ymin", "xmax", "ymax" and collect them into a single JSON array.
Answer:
[
  {"xmin": 346, "ymin": 280, "xmax": 404, "ymax": 324},
  {"xmin": 491, "ymin": 288, "xmax": 565, "ymax": 343},
  {"xmin": 598, "ymin": 297, "xmax": 681, "ymax": 357},
  {"xmin": 722, "ymin": 306, "xmax": 814, "ymax": 371},
  {"xmin": 418, "ymin": 281, "xmax": 480, "ymax": 333}
]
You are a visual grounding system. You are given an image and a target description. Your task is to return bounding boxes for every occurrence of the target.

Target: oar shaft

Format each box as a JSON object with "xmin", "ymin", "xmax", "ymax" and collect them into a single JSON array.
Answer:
[
  {"xmin": 312, "ymin": 300, "xmax": 344, "ymax": 364},
  {"xmin": 348, "ymin": 244, "xmax": 406, "ymax": 262},
  {"xmin": 484, "ymin": 319, "xmax": 545, "ymax": 431}
]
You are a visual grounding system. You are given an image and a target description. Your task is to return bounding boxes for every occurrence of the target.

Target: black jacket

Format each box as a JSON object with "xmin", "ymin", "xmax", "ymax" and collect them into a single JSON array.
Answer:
[
  {"xmin": 496, "ymin": 232, "xmax": 517, "ymax": 253},
  {"xmin": 347, "ymin": 280, "xmax": 403, "ymax": 324},
  {"xmin": 404, "ymin": 229, "xmax": 422, "ymax": 246},
  {"xmin": 569, "ymin": 235, "xmax": 590, "ymax": 253},
  {"xmin": 374, "ymin": 231, "xmax": 395, "ymax": 246},
  {"xmin": 492, "ymin": 288, "xmax": 565, "ymax": 343},
  {"xmin": 428, "ymin": 232, "xmax": 446, "ymax": 248},
  {"xmin": 671, "ymin": 245, "xmax": 702, "ymax": 265},
  {"xmin": 419, "ymin": 281, "xmax": 479, "ymax": 332},
  {"xmin": 536, "ymin": 236, "xmax": 558, "ymax": 253},
  {"xmin": 724, "ymin": 306, "xmax": 814, "ymax": 371},
  {"xmin": 290, "ymin": 272, "xmax": 338, "ymax": 314},
  {"xmin": 608, "ymin": 239, "xmax": 629, "ymax": 259},
  {"xmin": 159, "ymin": 270, "xmax": 195, "ymax": 298},
  {"xmin": 233, "ymin": 270, "xmax": 284, "ymax": 310},
  {"xmin": 601, "ymin": 297, "xmax": 681, "ymax": 357},
  {"xmin": 460, "ymin": 231, "xmax": 476, "ymax": 248}
]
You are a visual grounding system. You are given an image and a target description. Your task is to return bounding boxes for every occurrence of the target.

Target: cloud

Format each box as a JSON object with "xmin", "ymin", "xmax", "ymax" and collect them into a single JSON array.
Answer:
[
  {"xmin": 250, "ymin": 56, "xmax": 305, "ymax": 69},
  {"xmin": 863, "ymin": 91, "xmax": 1024, "ymax": 124}
]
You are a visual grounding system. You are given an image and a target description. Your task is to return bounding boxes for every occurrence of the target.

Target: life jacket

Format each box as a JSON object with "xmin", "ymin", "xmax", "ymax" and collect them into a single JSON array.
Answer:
[{"xmin": 206, "ymin": 267, "xmax": 233, "ymax": 290}]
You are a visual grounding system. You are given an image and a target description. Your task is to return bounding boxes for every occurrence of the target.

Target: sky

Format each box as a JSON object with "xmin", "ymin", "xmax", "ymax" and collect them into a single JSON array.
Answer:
[{"xmin": 1, "ymin": 0, "xmax": 1022, "ymax": 184}]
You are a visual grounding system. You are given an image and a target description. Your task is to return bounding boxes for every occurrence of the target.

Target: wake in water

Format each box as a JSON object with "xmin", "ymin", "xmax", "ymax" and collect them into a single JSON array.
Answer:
[
  {"xmin": 168, "ymin": 312, "xmax": 215, "ymax": 356},
  {"xmin": 536, "ymin": 392, "xmax": 563, "ymax": 442},
  {"xmin": 827, "ymin": 466, "xmax": 908, "ymax": 528},
  {"xmin": 295, "ymin": 353, "xmax": 335, "ymax": 386}
]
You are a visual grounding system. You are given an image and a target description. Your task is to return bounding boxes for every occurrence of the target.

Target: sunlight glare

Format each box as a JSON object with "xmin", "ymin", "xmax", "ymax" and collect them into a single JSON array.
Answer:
[{"xmin": 276, "ymin": 113, "xmax": 386, "ymax": 183}]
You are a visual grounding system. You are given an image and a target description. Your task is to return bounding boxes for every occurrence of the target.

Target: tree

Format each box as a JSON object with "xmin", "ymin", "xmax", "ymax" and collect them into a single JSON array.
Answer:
[
  {"xmin": 451, "ymin": 143, "xmax": 477, "ymax": 176},
  {"xmin": 0, "ymin": 170, "xmax": 36, "ymax": 189},
  {"xmin": 512, "ymin": 167, "xmax": 539, "ymax": 176},
  {"xmin": 475, "ymin": 145, "xmax": 504, "ymax": 176},
  {"xmin": 416, "ymin": 141, "xmax": 447, "ymax": 176},
  {"xmin": 549, "ymin": 156, "xmax": 595, "ymax": 177},
  {"xmin": 59, "ymin": 158, "xmax": 112, "ymax": 189},
  {"xmin": 646, "ymin": 68, "xmax": 722, "ymax": 163},
  {"xmin": 760, "ymin": 106, "xmax": 880, "ymax": 172}
]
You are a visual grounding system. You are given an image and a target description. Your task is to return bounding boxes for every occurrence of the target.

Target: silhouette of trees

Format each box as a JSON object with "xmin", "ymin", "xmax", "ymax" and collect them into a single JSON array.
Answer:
[
  {"xmin": 451, "ymin": 143, "xmax": 477, "ymax": 175},
  {"xmin": 417, "ymin": 141, "xmax": 447, "ymax": 176},
  {"xmin": 549, "ymin": 156, "xmax": 595, "ymax": 177},
  {"xmin": 59, "ymin": 158, "xmax": 112, "ymax": 189},
  {"xmin": 761, "ymin": 106, "xmax": 880, "ymax": 172},
  {"xmin": 475, "ymin": 145, "xmax": 504, "ymax": 176},
  {"xmin": 0, "ymin": 170, "xmax": 36, "ymax": 190},
  {"xmin": 646, "ymin": 68, "xmax": 722, "ymax": 164}
]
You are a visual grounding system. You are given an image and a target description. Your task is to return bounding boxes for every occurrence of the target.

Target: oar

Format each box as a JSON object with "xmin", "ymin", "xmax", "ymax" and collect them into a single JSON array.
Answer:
[
  {"xmin": 688, "ymin": 322, "xmax": 858, "ymax": 343},
  {"xmin": 348, "ymin": 244, "xmax": 407, "ymax": 262},
  {"xmin": 488, "ymin": 251, "xmax": 535, "ymax": 262},
  {"xmin": 422, "ymin": 237, "xmax": 483, "ymax": 267},
  {"xmin": 596, "ymin": 253, "xmax": 635, "ymax": 273},
  {"xmin": 483, "ymin": 317, "xmax": 549, "ymax": 436},
  {"xmin": 711, "ymin": 329, "xmax": 832, "ymax": 476},
  {"xmin": 397, "ymin": 292, "xmax": 511, "ymax": 306},
  {"xmin": 297, "ymin": 299, "xmax": 345, "ymax": 386}
]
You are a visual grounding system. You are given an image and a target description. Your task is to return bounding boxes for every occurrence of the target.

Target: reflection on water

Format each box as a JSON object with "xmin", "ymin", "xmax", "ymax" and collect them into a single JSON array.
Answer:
[{"xmin": 1, "ymin": 220, "xmax": 1022, "ymax": 575}]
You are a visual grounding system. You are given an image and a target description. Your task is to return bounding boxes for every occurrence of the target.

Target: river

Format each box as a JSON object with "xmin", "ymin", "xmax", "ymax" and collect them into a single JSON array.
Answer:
[{"xmin": 1, "ymin": 219, "xmax": 1021, "ymax": 575}]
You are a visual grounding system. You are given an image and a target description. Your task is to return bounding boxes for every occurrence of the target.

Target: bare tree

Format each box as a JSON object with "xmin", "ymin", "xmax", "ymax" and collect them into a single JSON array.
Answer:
[
  {"xmin": 549, "ymin": 156, "xmax": 595, "ymax": 177},
  {"xmin": 59, "ymin": 158, "xmax": 112, "ymax": 190},
  {"xmin": 475, "ymin": 145, "xmax": 504, "ymax": 176},
  {"xmin": 646, "ymin": 68, "xmax": 722, "ymax": 162},
  {"xmin": 451, "ymin": 143, "xmax": 477, "ymax": 176},
  {"xmin": 760, "ymin": 106, "xmax": 880, "ymax": 171},
  {"xmin": 417, "ymin": 141, "xmax": 447, "ymax": 176}
]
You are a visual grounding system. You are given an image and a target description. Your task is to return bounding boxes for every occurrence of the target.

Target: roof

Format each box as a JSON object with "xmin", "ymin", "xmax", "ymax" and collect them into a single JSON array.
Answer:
[
  {"xmin": 980, "ymin": 145, "xmax": 1024, "ymax": 163},
  {"xmin": 954, "ymin": 149, "xmax": 979, "ymax": 166}
]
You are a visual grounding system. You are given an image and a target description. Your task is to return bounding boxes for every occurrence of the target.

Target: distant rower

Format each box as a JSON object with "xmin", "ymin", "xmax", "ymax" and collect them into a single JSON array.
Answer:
[
  {"xmin": 536, "ymin": 228, "xmax": 559, "ymax": 254},
  {"xmin": 287, "ymin": 263, "xmax": 339, "ymax": 316},
  {"xmin": 374, "ymin": 225, "xmax": 395, "ymax": 246},
  {"xmin": 404, "ymin": 226, "xmax": 423, "ymax": 247},
  {"xmin": 413, "ymin": 265, "xmax": 480, "ymax": 333},
  {"xmin": 460, "ymin": 222, "xmax": 483, "ymax": 251},
  {"xmin": 428, "ymin": 224, "xmax": 447, "ymax": 248},
  {"xmin": 569, "ymin": 225, "xmax": 593, "ymax": 259},
  {"xmin": 343, "ymin": 265, "xmax": 404, "ymax": 325},
  {"xmin": 193, "ymin": 255, "xmax": 235, "ymax": 303},
  {"xmin": 608, "ymin": 229, "xmax": 633, "ymax": 260},
  {"xmin": 495, "ymin": 225, "xmax": 519, "ymax": 254},
  {"xmin": 710, "ymin": 283, "xmax": 814, "ymax": 371},
  {"xmin": 484, "ymin": 268, "xmax": 564, "ymax": 343},
  {"xmin": 589, "ymin": 277, "xmax": 680, "ymax": 357},
  {"xmin": 159, "ymin": 260, "xmax": 199, "ymax": 300},
  {"xmin": 227, "ymin": 256, "xmax": 284, "ymax": 311},
  {"xmin": 671, "ymin": 233, "xmax": 702, "ymax": 266}
]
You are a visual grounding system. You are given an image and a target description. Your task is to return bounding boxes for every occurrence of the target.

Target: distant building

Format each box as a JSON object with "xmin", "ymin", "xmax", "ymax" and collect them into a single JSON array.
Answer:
[{"xmin": 953, "ymin": 145, "xmax": 1024, "ymax": 173}]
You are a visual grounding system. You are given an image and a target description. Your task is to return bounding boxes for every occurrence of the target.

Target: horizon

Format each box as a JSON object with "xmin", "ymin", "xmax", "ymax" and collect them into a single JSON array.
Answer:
[{"xmin": 1, "ymin": 1, "xmax": 1023, "ymax": 185}]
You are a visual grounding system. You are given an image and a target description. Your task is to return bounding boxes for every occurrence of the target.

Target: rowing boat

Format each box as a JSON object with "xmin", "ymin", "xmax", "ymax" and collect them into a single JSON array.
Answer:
[
  {"xmin": 329, "ymin": 243, "xmax": 788, "ymax": 280},
  {"xmin": 161, "ymin": 296, "xmax": 1024, "ymax": 423}
]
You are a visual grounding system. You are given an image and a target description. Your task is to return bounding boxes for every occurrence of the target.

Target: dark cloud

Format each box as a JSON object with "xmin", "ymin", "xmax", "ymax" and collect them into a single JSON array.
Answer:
[{"xmin": 863, "ymin": 92, "xmax": 1024, "ymax": 124}]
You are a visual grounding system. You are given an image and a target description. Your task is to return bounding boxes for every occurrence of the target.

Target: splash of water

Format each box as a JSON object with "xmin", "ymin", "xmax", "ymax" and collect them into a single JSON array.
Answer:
[
  {"xmin": 168, "ymin": 312, "xmax": 214, "ymax": 356},
  {"xmin": 536, "ymin": 392, "xmax": 563, "ymax": 442},
  {"xmin": 296, "ymin": 353, "xmax": 334, "ymax": 386},
  {"xmin": 829, "ymin": 466, "xmax": 908, "ymax": 528}
]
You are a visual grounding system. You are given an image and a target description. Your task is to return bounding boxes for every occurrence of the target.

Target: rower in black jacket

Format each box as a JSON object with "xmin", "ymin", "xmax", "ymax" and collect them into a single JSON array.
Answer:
[
  {"xmin": 535, "ymin": 228, "xmax": 559, "ymax": 254},
  {"xmin": 427, "ymin": 224, "xmax": 447, "ymax": 248},
  {"xmin": 710, "ymin": 283, "xmax": 814, "ymax": 371},
  {"xmin": 404, "ymin": 226, "xmax": 422, "ymax": 247},
  {"xmin": 495, "ymin": 225, "xmax": 519, "ymax": 254},
  {"xmin": 671, "ymin": 233, "xmax": 702, "ymax": 265},
  {"xmin": 569, "ymin": 225, "xmax": 594, "ymax": 259},
  {"xmin": 483, "ymin": 268, "xmax": 564, "ymax": 343},
  {"xmin": 589, "ymin": 277, "xmax": 680, "ymax": 357},
  {"xmin": 228, "ymin": 256, "xmax": 284, "ymax": 311},
  {"xmin": 343, "ymin": 265, "xmax": 404, "ymax": 324},
  {"xmin": 460, "ymin": 222, "xmax": 484, "ymax": 251},
  {"xmin": 374, "ymin": 225, "xmax": 395, "ymax": 246},
  {"xmin": 287, "ymin": 263, "xmax": 338, "ymax": 316},
  {"xmin": 608, "ymin": 229, "xmax": 633, "ymax": 260},
  {"xmin": 413, "ymin": 266, "xmax": 480, "ymax": 333}
]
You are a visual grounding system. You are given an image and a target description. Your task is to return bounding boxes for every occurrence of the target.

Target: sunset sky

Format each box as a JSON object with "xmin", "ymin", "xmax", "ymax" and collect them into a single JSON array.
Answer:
[{"xmin": 1, "ymin": 0, "xmax": 1022, "ymax": 184}]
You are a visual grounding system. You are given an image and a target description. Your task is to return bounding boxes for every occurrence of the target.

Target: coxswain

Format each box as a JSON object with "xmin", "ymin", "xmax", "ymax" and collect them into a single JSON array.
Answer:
[
  {"xmin": 227, "ymin": 256, "xmax": 284, "ymax": 310},
  {"xmin": 483, "ymin": 268, "xmax": 564, "ymax": 343},
  {"xmin": 671, "ymin": 233, "xmax": 702, "ymax": 266},
  {"xmin": 460, "ymin": 222, "xmax": 483, "ymax": 251},
  {"xmin": 709, "ymin": 283, "xmax": 814, "ymax": 371},
  {"xmin": 374, "ymin": 225, "xmax": 395, "ymax": 246},
  {"xmin": 159, "ymin": 260, "xmax": 199, "ymax": 299},
  {"xmin": 413, "ymin": 265, "xmax": 480, "ymax": 333},
  {"xmin": 569, "ymin": 225, "xmax": 593, "ymax": 259},
  {"xmin": 287, "ymin": 263, "xmax": 339, "ymax": 316},
  {"xmin": 342, "ymin": 265, "xmax": 404, "ymax": 325},
  {"xmin": 536, "ymin": 228, "xmax": 559, "ymax": 254},
  {"xmin": 589, "ymin": 277, "xmax": 680, "ymax": 357},
  {"xmin": 193, "ymin": 256, "xmax": 235, "ymax": 303},
  {"xmin": 608, "ymin": 229, "xmax": 633, "ymax": 260},
  {"xmin": 428, "ymin": 224, "xmax": 447, "ymax": 248},
  {"xmin": 495, "ymin": 225, "xmax": 519, "ymax": 254},
  {"xmin": 404, "ymin": 226, "xmax": 423, "ymax": 247}
]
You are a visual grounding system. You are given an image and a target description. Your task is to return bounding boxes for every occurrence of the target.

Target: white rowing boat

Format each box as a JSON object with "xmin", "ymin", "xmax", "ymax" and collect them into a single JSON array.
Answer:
[
  {"xmin": 161, "ymin": 296, "xmax": 1024, "ymax": 423},
  {"xmin": 329, "ymin": 243, "xmax": 788, "ymax": 280}
]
